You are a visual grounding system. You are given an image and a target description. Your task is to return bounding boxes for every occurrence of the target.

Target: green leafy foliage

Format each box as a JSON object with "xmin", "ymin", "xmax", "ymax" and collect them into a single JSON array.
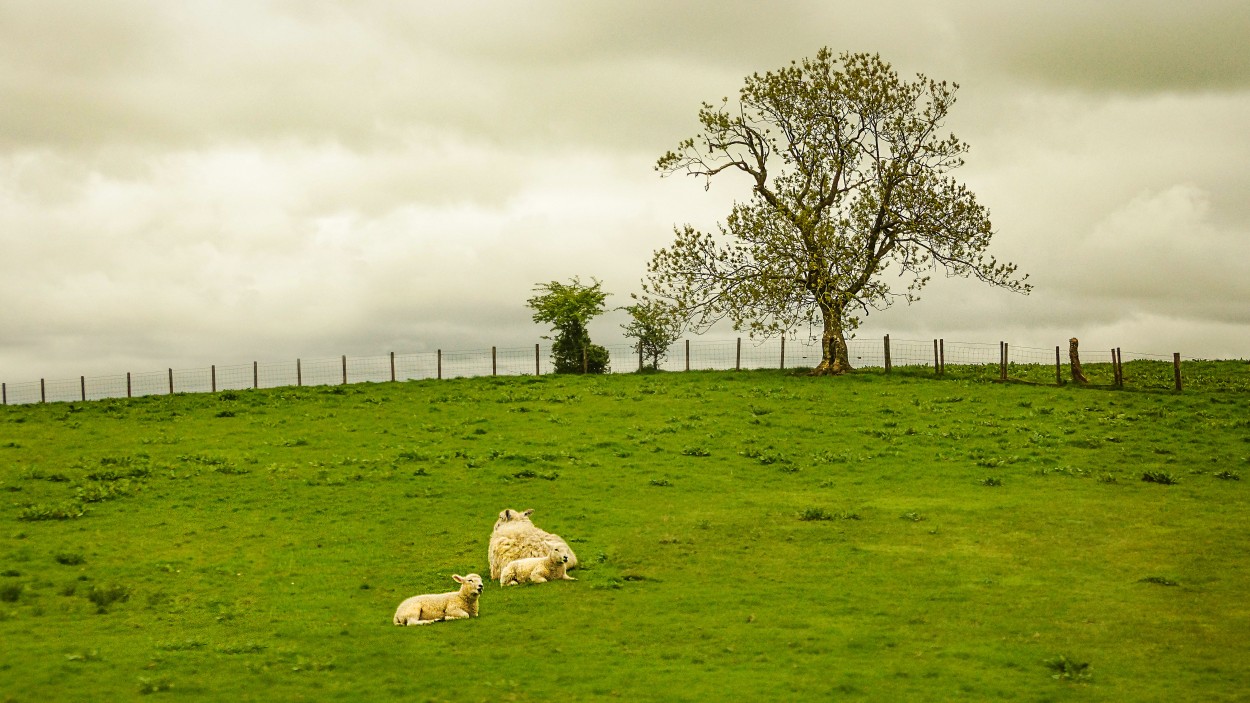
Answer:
[{"xmin": 527, "ymin": 277, "xmax": 610, "ymax": 374}]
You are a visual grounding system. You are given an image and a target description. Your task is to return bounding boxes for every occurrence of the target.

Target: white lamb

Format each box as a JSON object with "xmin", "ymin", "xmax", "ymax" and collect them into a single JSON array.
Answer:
[
  {"xmin": 488, "ymin": 508, "xmax": 579, "ymax": 581},
  {"xmin": 499, "ymin": 544, "xmax": 576, "ymax": 586},
  {"xmin": 393, "ymin": 573, "xmax": 483, "ymax": 626}
]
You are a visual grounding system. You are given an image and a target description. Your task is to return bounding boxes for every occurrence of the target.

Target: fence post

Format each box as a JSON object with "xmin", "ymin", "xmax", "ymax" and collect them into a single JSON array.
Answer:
[
  {"xmin": 81, "ymin": 376, "xmax": 86, "ymax": 402},
  {"xmin": 884, "ymin": 334, "xmax": 892, "ymax": 373},
  {"xmin": 1055, "ymin": 346, "xmax": 1062, "ymax": 385},
  {"xmin": 492, "ymin": 347, "xmax": 498, "ymax": 376},
  {"xmin": 342, "ymin": 355, "xmax": 348, "ymax": 385},
  {"xmin": 41, "ymin": 378, "xmax": 46, "ymax": 403},
  {"xmin": 1173, "ymin": 353, "xmax": 1182, "ymax": 392},
  {"xmin": 939, "ymin": 339, "xmax": 945, "ymax": 376},
  {"xmin": 1116, "ymin": 347, "xmax": 1124, "ymax": 388},
  {"xmin": 211, "ymin": 365, "xmax": 217, "ymax": 393},
  {"xmin": 780, "ymin": 337, "xmax": 785, "ymax": 370},
  {"xmin": 168, "ymin": 368, "xmax": 174, "ymax": 395},
  {"xmin": 437, "ymin": 350, "xmax": 442, "ymax": 380},
  {"xmin": 736, "ymin": 337, "xmax": 742, "ymax": 371},
  {"xmin": 933, "ymin": 340, "xmax": 940, "ymax": 376},
  {"xmin": 253, "ymin": 361, "xmax": 259, "ymax": 389},
  {"xmin": 1001, "ymin": 343, "xmax": 1009, "ymax": 381},
  {"xmin": 1, "ymin": 382, "xmax": 5, "ymax": 405},
  {"xmin": 390, "ymin": 352, "xmax": 396, "ymax": 383},
  {"xmin": 638, "ymin": 344, "xmax": 643, "ymax": 372},
  {"xmin": 297, "ymin": 359, "xmax": 302, "ymax": 387},
  {"xmin": 127, "ymin": 372, "xmax": 132, "ymax": 398},
  {"xmin": 535, "ymin": 344, "xmax": 540, "ymax": 376},
  {"xmin": 685, "ymin": 339, "xmax": 690, "ymax": 372}
]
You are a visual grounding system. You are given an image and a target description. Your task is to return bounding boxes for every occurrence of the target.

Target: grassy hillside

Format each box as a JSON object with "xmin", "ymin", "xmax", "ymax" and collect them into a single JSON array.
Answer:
[{"xmin": 2, "ymin": 364, "xmax": 1248, "ymax": 701}]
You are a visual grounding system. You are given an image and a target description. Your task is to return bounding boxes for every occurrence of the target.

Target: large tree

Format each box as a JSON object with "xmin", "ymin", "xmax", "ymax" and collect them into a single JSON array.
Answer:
[{"xmin": 645, "ymin": 49, "xmax": 1030, "ymax": 375}]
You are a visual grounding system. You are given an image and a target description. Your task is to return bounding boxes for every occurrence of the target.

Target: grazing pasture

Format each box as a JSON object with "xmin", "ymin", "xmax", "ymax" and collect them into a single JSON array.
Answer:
[{"xmin": 1, "ymin": 363, "xmax": 1248, "ymax": 701}]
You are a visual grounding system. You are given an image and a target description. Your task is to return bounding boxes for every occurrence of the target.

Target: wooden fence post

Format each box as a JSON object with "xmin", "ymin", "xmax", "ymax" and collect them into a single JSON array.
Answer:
[
  {"xmin": 492, "ymin": 347, "xmax": 498, "ymax": 376},
  {"xmin": 168, "ymin": 368, "xmax": 174, "ymax": 395},
  {"xmin": 81, "ymin": 376, "xmax": 86, "ymax": 402},
  {"xmin": 1117, "ymin": 347, "xmax": 1124, "ymax": 388},
  {"xmin": 297, "ymin": 359, "xmax": 302, "ymax": 387},
  {"xmin": 390, "ymin": 352, "xmax": 396, "ymax": 383},
  {"xmin": 41, "ymin": 378, "xmax": 46, "ymax": 403},
  {"xmin": 254, "ymin": 361, "xmax": 259, "ymax": 389},
  {"xmin": 736, "ymin": 337, "xmax": 742, "ymax": 371},
  {"xmin": 535, "ymin": 344, "xmax": 541, "ymax": 376},
  {"xmin": 211, "ymin": 365, "xmax": 217, "ymax": 393},
  {"xmin": 1, "ymin": 382, "xmax": 5, "ymax": 405},
  {"xmin": 1055, "ymin": 346, "xmax": 1062, "ymax": 385},
  {"xmin": 780, "ymin": 337, "xmax": 785, "ymax": 370},
  {"xmin": 1069, "ymin": 338, "xmax": 1089, "ymax": 384},
  {"xmin": 1002, "ymin": 343, "xmax": 1009, "ymax": 381},
  {"xmin": 939, "ymin": 339, "xmax": 945, "ymax": 376},
  {"xmin": 884, "ymin": 334, "xmax": 892, "ymax": 373},
  {"xmin": 638, "ymin": 344, "xmax": 643, "ymax": 372},
  {"xmin": 127, "ymin": 372, "xmax": 132, "ymax": 398},
  {"xmin": 933, "ymin": 339, "xmax": 940, "ymax": 376},
  {"xmin": 1173, "ymin": 353, "xmax": 1182, "ymax": 392},
  {"xmin": 342, "ymin": 355, "xmax": 348, "ymax": 385},
  {"xmin": 1111, "ymin": 348, "xmax": 1121, "ymax": 388},
  {"xmin": 437, "ymin": 350, "xmax": 442, "ymax": 380},
  {"xmin": 685, "ymin": 339, "xmax": 690, "ymax": 372}
]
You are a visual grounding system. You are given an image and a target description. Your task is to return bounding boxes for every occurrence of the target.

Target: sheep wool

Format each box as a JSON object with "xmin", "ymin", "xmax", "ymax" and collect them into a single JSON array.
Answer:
[
  {"xmin": 500, "ymin": 544, "xmax": 576, "ymax": 586},
  {"xmin": 393, "ymin": 574, "xmax": 483, "ymax": 626},
  {"xmin": 488, "ymin": 508, "xmax": 579, "ymax": 580}
]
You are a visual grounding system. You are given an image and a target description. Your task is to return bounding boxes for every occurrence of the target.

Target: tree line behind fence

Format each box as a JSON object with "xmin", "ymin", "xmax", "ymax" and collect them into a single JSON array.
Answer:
[{"xmin": 1, "ymin": 335, "xmax": 1187, "ymax": 406}]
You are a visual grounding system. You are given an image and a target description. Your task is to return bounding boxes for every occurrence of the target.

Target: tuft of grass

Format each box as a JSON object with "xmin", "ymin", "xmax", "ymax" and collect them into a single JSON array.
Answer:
[
  {"xmin": 979, "ymin": 477, "xmax": 1003, "ymax": 487},
  {"xmin": 86, "ymin": 583, "xmax": 131, "ymax": 613},
  {"xmin": 648, "ymin": 478, "xmax": 672, "ymax": 487},
  {"xmin": 55, "ymin": 552, "xmax": 85, "ymax": 566},
  {"xmin": 0, "ymin": 582, "xmax": 22, "ymax": 602},
  {"xmin": 798, "ymin": 507, "xmax": 834, "ymax": 521},
  {"xmin": 1214, "ymin": 470, "xmax": 1241, "ymax": 481},
  {"xmin": 900, "ymin": 511, "xmax": 926, "ymax": 522},
  {"xmin": 1142, "ymin": 471, "xmax": 1179, "ymax": 485}
]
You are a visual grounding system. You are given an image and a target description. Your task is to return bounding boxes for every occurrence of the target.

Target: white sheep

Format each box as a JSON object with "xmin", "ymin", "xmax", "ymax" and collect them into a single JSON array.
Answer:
[
  {"xmin": 488, "ymin": 508, "xmax": 579, "ymax": 581},
  {"xmin": 499, "ymin": 544, "xmax": 576, "ymax": 586},
  {"xmin": 393, "ymin": 573, "xmax": 483, "ymax": 626}
]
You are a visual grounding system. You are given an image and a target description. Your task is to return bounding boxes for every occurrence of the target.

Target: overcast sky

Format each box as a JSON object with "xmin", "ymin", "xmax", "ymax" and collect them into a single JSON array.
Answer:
[{"xmin": 3, "ymin": 0, "xmax": 1248, "ymax": 383}]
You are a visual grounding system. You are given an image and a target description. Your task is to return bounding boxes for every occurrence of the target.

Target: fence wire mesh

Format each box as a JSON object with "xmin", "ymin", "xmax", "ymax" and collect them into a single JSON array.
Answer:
[{"xmin": 2, "ymin": 336, "xmax": 1191, "ymax": 405}]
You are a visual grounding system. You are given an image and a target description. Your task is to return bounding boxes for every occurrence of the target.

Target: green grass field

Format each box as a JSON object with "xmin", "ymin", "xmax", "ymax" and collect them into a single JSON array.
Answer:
[{"xmin": 2, "ymin": 362, "xmax": 1249, "ymax": 701}]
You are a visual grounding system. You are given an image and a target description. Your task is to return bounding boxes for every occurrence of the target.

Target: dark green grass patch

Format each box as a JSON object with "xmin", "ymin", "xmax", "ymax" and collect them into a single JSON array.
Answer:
[{"xmin": 1, "ymin": 364, "xmax": 1248, "ymax": 701}]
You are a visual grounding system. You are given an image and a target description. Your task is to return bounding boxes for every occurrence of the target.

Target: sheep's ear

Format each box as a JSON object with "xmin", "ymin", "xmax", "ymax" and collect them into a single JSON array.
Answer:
[
  {"xmin": 503, "ymin": 509, "xmax": 514, "ymax": 520},
  {"xmin": 522, "ymin": 509, "xmax": 534, "ymax": 517},
  {"xmin": 453, "ymin": 574, "xmax": 465, "ymax": 583}
]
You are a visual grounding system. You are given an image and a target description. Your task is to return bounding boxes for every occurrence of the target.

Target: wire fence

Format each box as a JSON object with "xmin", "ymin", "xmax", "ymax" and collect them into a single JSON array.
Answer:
[{"xmin": 1, "ymin": 335, "xmax": 1191, "ymax": 406}]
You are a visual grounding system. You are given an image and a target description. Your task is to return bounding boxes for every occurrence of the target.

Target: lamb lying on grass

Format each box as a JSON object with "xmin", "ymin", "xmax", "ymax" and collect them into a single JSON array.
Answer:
[
  {"xmin": 488, "ymin": 508, "xmax": 579, "ymax": 580},
  {"xmin": 393, "ymin": 574, "xmax": 483, "ymax": 626},
  {"xmin": 500, "ymin": 544, "xmax": 576, "ymax": 586}
]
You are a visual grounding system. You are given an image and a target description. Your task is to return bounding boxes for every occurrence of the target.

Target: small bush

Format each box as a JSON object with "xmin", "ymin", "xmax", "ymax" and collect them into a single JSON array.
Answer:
[{"xmin": 1142, "ymin": 471, "xmax": 1178, "ymax": 485}]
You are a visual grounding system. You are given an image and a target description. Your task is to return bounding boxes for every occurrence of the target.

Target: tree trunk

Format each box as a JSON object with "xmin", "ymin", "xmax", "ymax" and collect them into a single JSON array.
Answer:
[
  {"xmin": 1069, "ymin": 337, "xmax": 1089, "ymax": 384},
  {"xmin": 812, "ymin": 306, "xmax": 853, "ymax": 375}
]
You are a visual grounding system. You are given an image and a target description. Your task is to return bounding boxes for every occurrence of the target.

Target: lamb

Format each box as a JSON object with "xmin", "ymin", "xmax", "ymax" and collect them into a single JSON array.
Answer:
[
  {"xmin": 488, "ymin": 508, "xmax": 579, "ymax": 581},
  {"xmin": 393, "ymin": 573, "xmax": 483, "ymax": 626},
  {"xmin": 499, "ymin": 544, "xmax": 576, "ymax": 586}
]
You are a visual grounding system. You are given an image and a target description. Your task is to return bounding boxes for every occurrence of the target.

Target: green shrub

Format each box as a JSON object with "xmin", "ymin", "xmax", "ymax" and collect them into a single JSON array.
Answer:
[{"xmin": 1142, "ymin": 471, "xmax": 1178, "ymax": 485}]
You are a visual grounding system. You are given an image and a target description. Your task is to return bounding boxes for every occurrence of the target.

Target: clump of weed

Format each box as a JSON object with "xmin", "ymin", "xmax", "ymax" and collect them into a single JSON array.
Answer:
[
  {"xmin": 681, "ymin": 447, "xmax": 711, "ymax": 457},
  {"xmin": 55, "ymin": 552, "xmax": 85, "ymax": 566},
  {"xmin": 979, "ymin": 477, "xmax": 1003, "ymax": 487},
  {"xmin": 799, "ymin": 507, "xmax": 834, "ymax": 521},
  {"xmin": 1044, "ymin": 654, "xmax": 1091, "ymax": 682},
  {"xmin": 1138, "ymin": 576, "xmax": 1179, "ymax": 587},
  {"xmin": 1214, "ymin": 470, "xmax": 1241, "ymax": 481},
  {"xmin": 86, "ymin": 583, "xmax": 131, "ymax": 613},
  {"xmin": 1142, "ymin": 471, "xmax": 1178, "ymax": 485},
  {"xmin": 18, "ymin": 501, "xmax": 86, "ymax": 521},
  {"xmin": 212, "ymin": 465, "xmax": 250, "ymax": 475},
  {"xmin": 0, "ymin": 582, "xmax": 22, "ymax": 602},
  {"xmin": 648, "ymin": 479, "xmax": 672, "ymax": 487},
  {"xmin": 900, "ymin": 511, "xmax": 926, "ymax": 522},
  {"xmin": 216, "ymin": 642, "xmax": 267, "ymax": 655},
  {"xmin": 512, "ymin": 469, "xmax": 557, "ymax": 480},
  {"xmin": 76, "ymin": 480, "xmax": 132, "ymax": 503},
  {"xmin": 137, "ymin": 676, "xmax": 173, "ymax": 694},
  {"xmin": 156, "ymin": 640, "xmax": 207, "ymax": 651}
]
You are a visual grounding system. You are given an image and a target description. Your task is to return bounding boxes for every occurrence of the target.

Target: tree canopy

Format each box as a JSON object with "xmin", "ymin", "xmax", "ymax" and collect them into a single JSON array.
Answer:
[
  {"xmin": 527, "ymin": 277, "xmax": 610, "ymax": 374},
  {"xmin": 645, "ymin": 49, "xmax": 1029, "ymax": 374}
]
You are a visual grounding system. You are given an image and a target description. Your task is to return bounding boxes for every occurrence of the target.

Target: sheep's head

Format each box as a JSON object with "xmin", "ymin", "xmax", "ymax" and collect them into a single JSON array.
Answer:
[
  {"xmin": 453, "ymin": 573, "xmax": 484, "ymax": 596},
  {"xmin": 548, "ymin": 545, "xmax": 569, "ymax": 565},
  {"xmin": 493, "ymin": 508, "xmax": 535, "ymax": 530}
]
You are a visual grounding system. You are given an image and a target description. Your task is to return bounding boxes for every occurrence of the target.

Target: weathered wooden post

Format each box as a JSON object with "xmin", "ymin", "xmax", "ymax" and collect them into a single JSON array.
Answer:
[
  {"xmin": 297, "ymin": 359, "xmax": 303, "ymax": 386},
  {"xmin": 884, "ymin": 334, "xmax": 892, "ymax": 373},
  {"xmin": 685, "ymin": 339, "xmax": 691, "ymax": 372},
  {"xmin": 736, "ymin": 337, "xmax": 742, "ymax": 371},
  {"xmin": 1173, "ymin": 353, "xmax": 1182, "ymax": 392},
  {"xmin": 437, "ymin": 350, "xmax": 442, "ymax": 380},
  {"xmin": 492, "ymin": 347, "xmax": 498, "ymax": 376},
  {"xmin": 1068, "ymin": 338, "xmax": 1089, "ymax": 384},
  {"xmin": 41, "ymin": 378, "xmax": 46, "ymax": 403},
  {"xmin": 211, "ymin": 365, "xmax": 217, "ymax": 393},
  {"xmin": 780, "ymin": 337, "xmax": 785, "ymax": 370},
  {"xmin": 940, "ymin": 339, "xmax": 945, "ymax": 376},
  {"xmin": 127, "ymin": 372, "xmax": 132, "ymax": 398},
  {"xmin": 390, "ymin": 351, "xmax": 396, "ymax": 382},
  {"xmin": 254, "ymin": 361, "xmax": 259, "ymax": 389},
  {"xmin": 81, "ymin": 376, "xmax": 86, "ymax": 402},
  {"xmin": 342, "ymin": 355, "xmax": 348, "ymax": 385},
  {"xmin": 536, "ymin": 344, "xmax": 541, "ymax": 376},
  {"xmin": 638, "ymin": 344, "xmax": 643, "ymax": 372},
  {"xmin": 168, "ymin": 368, "xmax": 174, "ymax": 395},
  {"xmin": 933, "ymin": 339, "xmax": 940, "ymax": 376},
  {"xmin": 1, "ymin": 382, "xmax": 6, "ymax": 405},
  {"xmin": 1055, "ymin": 346, "xmax": 1062, "ymax": 385}
]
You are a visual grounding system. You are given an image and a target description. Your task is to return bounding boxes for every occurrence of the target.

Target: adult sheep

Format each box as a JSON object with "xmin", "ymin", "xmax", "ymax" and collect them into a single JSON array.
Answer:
[
  {"xmin": 393, "ymin": 573, "xmax": 483, "ymax": 626},
  {"xmin": 487, "ymin": 508, "xmax": 579, "ymax": 581}
]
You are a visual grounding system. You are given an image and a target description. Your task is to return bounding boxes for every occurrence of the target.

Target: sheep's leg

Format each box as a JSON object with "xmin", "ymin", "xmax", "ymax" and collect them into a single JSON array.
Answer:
[
  {"xmin": 530, "ymin": 575, "xmax": 547, "ymax": 583},
  {"xmin": 561, "ymin": 574, "xmax": 576, "ymax": 581},
  {"xmin": 444, "ymin": 608, "xmax": 469, "ymax": 621}
]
